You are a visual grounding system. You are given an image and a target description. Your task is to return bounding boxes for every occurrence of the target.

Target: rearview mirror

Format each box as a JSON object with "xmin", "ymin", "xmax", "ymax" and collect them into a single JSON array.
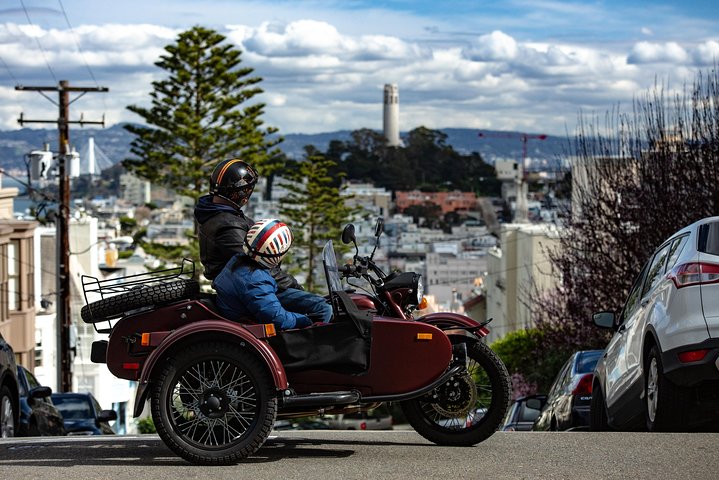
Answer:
[
  {"xmin": 98, "ymin": 409, "xmax": 118, "ymax": 422},
  {"xmin": 593, "ymin": 311, "xmax": 616, "ymax": 329},
  {"xmin": 29, "ymin": 386, "xmax": 52, "ymax": 401},
  {"xmin": 341, "ymin": 224, "xmax": 356, "ymax": 245}
]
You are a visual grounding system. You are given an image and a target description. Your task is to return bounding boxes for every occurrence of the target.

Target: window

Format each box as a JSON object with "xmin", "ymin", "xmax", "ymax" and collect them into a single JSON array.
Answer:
[
  {"xmin": 35, "ymin": 329, "xmax": 43, "ymax": 368},
  {"xmin": 620, "ymin": 262, "xmax": 649, "ymax": 324},
  {"xmin": 666, "ymin": 235, "xmax": 689, "ymax": 271},
  {"xmin": 7, "ymin": 240, "xmax": 19, "ymax": 311},
  {"xmin": 699, "ymin": 221, "xmax": 719, "ymax": 255},
  {"xmin": 642, "ymin": 242, "xmax": 672, "ymax": 296}
]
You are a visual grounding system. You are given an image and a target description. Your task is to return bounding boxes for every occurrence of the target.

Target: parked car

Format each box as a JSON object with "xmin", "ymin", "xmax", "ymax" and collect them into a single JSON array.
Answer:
[
  {"xmin": 51, "ymin": 392, "xmax": 117, "ymax": 435},
  {"xmin": 533, "ymin": 350, "xmax": 603, "ymax": 431},
  {"xmin": 1, "ymin": 333, "xmax": 20, "ymax": 438},
  {"xmin": 16, "ymin": 365, "xmax": 65, "ymax": 436},
  {"xmin": 501, "ymin": 395, "xmax": 547, "ymax": 431},
  {"xmin": 327, "ymin": 407, "xmax": 393, "ymax": 430},
  {"xmin": 591, "ymin": 216, "xmax": 719, "ymax": 432}
]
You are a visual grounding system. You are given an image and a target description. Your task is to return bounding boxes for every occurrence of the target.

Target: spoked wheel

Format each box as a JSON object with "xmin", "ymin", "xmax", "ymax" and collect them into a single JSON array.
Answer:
[
  {"xmin": 151, "ymin": 341, "xmax": 277, "ymax": 465},
  {"xmin": 1, "ymin": 386, "xmax": 16, "ymax": 438},
  {"xmin": 401, "ymin": 341, "xmax": 510, "ymax": 446}
]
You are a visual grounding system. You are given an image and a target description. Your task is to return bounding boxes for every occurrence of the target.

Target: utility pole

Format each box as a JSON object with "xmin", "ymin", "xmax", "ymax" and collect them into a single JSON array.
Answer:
[{"xmin": 15, "ymin": 80, "xmax": 108, "ymax": 393}]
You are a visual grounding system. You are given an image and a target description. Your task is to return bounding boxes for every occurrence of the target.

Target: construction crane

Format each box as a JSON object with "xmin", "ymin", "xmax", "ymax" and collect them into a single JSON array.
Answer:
[{"xmin": 478, "ymin": 131, "xmax": 547, "ymax": 223}]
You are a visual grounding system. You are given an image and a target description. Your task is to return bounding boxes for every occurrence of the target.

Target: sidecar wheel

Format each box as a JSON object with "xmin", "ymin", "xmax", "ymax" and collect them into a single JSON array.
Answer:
[
  {"xmin": 401, "ymin": 341, "xmax": 510, "ymax": 446},
  {"xmin": 151, "ymin": 341, "xmax": 277, "ymax": 465}
]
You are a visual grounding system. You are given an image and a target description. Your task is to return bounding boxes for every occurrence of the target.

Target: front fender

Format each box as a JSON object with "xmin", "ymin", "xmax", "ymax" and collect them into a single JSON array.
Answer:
[
  {"xmin": 417, "ymin": 312, "xmax": 490, "ymax": 337},
  {"xmin": 132, "ymin": 319, "xmax": 287, "ymax": 417}
]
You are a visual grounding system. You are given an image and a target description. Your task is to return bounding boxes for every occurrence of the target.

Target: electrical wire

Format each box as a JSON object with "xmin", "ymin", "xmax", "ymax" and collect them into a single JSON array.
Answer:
[
  {"xmin": 18, "ymin": 0, "xmax": 58, "ymax": 83},
  {"xmin": 56, "ymin": 0, "xmax": 98, "ymax": 87},
  {"xmin": 0, "ymin": 53, "xmax": 20, "ymax": 84}
]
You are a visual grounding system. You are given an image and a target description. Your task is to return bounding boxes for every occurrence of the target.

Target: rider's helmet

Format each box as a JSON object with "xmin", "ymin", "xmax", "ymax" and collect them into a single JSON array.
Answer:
[
  {"xmin": 210, "ymin": 158, "xmax": 258, "ymax": 210},
  {"xmin": 243, "ymin": 219, "xmax": 293, "ymax": 269}
]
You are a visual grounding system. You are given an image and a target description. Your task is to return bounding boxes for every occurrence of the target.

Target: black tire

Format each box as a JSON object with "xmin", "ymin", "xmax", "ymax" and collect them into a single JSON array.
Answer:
[
  {"xmin": 1, "ymin": 385, "xmax": 16, "ymax": 438},
  {"xmin": 590, "ymin": 383, "xmax": 609, "ymax": 431},
  {"xmin": 400, "ymin": 341, "xmax": 511, "ymax": 446},
  {"xmin": 81, "ymin": 279, "xmax": 199, "ymax": 323},
  {"xmin": 645, "ymin": 345, "xmax": 688, "ymax": 432},
  {"xmin": 151, "ymin": 341, "xmax": 277, "ymax": 465}
]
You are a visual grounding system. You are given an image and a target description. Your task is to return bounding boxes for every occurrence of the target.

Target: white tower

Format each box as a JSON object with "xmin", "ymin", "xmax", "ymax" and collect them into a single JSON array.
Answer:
[
  {"xmin": 383, "ymin": 84, "xmax": 400, "ymax": 147},
  {"xmin": 88, "ymin": 137, "xmax": 96, "ymax": 175}
]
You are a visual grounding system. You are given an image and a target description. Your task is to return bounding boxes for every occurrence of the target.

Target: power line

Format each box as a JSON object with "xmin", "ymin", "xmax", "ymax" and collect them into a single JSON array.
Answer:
[
  {"xmin": 18, "ymin": 0, "xmax": 58, "ymax": 83},
  {"xmin": 0, "ymin": 54, "xmax": 20, "ymax": 84},
  {"xmin": 56, "ymin": 0, "xmax": 98, "ymax": 87}
]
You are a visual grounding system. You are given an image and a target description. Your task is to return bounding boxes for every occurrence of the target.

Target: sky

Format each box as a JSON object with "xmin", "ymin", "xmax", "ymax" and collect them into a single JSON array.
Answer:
[{"xmin": 0, "ymin": 0, "xmax": 717, "ymax": 137}]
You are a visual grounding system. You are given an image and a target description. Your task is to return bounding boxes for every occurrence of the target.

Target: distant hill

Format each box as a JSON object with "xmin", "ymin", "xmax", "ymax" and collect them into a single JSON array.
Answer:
[{"xmin": 0, "ymin": 125, "xmax": 570, "ymax": 173}]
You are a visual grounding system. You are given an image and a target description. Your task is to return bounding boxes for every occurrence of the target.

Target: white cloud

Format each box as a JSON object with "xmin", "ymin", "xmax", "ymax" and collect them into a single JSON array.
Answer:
[
  {"xmin": 627, "ymin": 41, "xmax": 689, "ymax": 64},
  {"xmin": 462, "ymin": 31, "xmax": 518, "ymax": 62}
]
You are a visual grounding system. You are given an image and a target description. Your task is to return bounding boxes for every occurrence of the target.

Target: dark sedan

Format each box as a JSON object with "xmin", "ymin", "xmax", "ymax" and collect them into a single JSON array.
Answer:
[
  {"xmin": 16, "ymin": 365, "xmax": 65, "ymax": 436},
  {"xmin": 1, "ymin": 333, "xmax": 20, "ymax": 438},
  {"xmin": 533, "ymin": 350, "xmax": 603, "ymax": 431},
  {"xmin": 51, "ymin": 392, "xmax": 117, "ymax": 435}
]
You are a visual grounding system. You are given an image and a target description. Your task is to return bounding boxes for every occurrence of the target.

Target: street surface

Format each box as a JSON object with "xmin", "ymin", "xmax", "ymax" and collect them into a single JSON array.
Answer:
[{"xmin": 1, "ymin": 430, "xmax": 717, "ymax": 479}]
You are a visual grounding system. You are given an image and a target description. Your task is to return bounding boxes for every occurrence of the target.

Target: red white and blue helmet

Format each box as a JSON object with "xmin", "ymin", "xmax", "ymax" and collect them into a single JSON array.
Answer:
[{"xmin": 243, "ymin": 219, "xmax": 293, "ymax": 268}]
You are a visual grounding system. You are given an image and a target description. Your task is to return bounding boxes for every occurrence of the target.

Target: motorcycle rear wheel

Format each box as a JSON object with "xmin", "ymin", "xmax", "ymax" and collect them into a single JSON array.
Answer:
[
  {"xmin": 401, "ymin": 341, "xmax": 510, "ymax": 446},
  {"xmin": 151, "ymin": 341, "xmax": 277, "ymax": 465}
]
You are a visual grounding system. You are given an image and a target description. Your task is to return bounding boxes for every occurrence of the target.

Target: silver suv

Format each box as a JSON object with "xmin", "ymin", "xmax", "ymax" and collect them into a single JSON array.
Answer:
[{"xmin": 591, "ymin": 216, "xmax": 719, "ymax": 431}]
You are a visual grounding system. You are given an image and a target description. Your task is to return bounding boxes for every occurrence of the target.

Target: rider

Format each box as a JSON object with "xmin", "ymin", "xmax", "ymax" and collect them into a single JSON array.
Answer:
[
  {"xmin": 213, "ymin": 219, "xmax": 323, "ymax": 330},
  {"xmin": 194, "ymin": 158, "xmax": 332, "ymax": 325}
]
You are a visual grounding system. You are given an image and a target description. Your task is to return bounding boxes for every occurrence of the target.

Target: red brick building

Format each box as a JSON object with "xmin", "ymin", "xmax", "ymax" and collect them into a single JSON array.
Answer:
[{"xmin": 395, "ymin": 190, "xmax": 478, "ymax": 215}]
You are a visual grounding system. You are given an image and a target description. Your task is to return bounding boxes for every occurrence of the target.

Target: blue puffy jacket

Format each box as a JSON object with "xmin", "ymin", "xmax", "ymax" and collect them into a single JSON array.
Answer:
[{"xmin": 213, "ymin": 254, "xmax": 312, "ymax": 330}]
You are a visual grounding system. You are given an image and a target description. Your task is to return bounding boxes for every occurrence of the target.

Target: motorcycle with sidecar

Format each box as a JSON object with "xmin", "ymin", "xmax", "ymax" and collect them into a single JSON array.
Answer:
[{"xmin": 81, "ymin": 219, "xmax": 511, "ymax": 465}]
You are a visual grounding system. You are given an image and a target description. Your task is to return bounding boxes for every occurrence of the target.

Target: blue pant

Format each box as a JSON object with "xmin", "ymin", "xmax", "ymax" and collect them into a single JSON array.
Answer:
[{"xmin": 276, "ymin": 288, "xmax": 333, "ymax": 324}]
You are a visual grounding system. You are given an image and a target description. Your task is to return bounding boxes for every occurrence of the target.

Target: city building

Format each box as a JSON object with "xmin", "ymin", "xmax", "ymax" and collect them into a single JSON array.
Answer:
[
  {"xmin": 0, "ymin": 182, "xmax": 37, "ymax": 368},
  {"xmin": 394, "ymin": 190, "xmax": 479, "ymax": 215},
  {"xmin": 483, "ymin": 223, "xmax": 560, "ymax": 344}
]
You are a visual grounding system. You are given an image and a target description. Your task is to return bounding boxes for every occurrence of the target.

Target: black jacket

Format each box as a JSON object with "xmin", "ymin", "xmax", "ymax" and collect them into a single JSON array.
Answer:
[{"xmin": 194, "ymin": 195, "xmax": 301, "ymax": 291}]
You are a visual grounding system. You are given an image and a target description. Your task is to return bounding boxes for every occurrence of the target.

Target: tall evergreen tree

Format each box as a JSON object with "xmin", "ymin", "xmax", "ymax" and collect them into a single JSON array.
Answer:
[
  {"xmin": 279, "ymin": 147, "xmax": 360, "ymax": 292},
  {"xmin": 123, "ymin": 26, "xmax": 283, "ymax": 206}
]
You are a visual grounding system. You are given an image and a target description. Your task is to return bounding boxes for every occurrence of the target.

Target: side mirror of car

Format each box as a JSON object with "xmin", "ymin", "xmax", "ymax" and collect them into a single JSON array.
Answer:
[
  {"xmin": 593, "ymin": 311, "xmax": 616, "ymax": 329},
  {"xmin": 525, "ymin": 398, "xmax": 544, "ymax": 411},
  {"xmin": 98, "ymin": 409, "xmax": 118, "ymax": 422},
  {"xmin": 28, "ymin": 386, "xmax": 52, "ymax": 405}
]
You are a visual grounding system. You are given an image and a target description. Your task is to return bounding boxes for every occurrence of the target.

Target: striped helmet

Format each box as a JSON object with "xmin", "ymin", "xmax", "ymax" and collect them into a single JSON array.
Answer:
[{"xmin": 243, "ymin": 219, "xmax": 293, "ymax": 268}]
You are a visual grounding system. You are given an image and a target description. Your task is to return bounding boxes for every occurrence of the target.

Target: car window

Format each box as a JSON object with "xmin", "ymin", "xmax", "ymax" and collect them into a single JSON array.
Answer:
[
  {"xmin": 620, "ymin": 262, "xmax": 649, "ymax": 324},
  {"xmin": 642, "ymin": 243, "xmax": 672, "ymax": 296},
  {"xmin": 53, "ymin": 396, "xmax": 94, "ymax": 420},
  {"xmin": 548, "ymin": 359, "xmax": 571, "ymax": 398},
  {"xmin": 24, "ymin": 367, "xmax": 41, "ymax": 390},
  {"xmin": 698, "ymin": 221, "xmax": 719, "ymax": 255},
  {"xmin": 576, "ymin": 351, "xmax": 602, "ymax": 374},
  {"xmin": 665, "ymin": 235, "xmax": 689, "ymax": 271}
]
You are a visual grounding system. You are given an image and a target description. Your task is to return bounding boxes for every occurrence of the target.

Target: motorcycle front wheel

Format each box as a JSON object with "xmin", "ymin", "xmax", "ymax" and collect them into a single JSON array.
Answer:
[
  {"xmin": 400, "ymin": 341, "xmax": 510, "ymax": 446},
  {"xmin": 151, "ymin": 341, "xmax": 277, "ymax": 465}
]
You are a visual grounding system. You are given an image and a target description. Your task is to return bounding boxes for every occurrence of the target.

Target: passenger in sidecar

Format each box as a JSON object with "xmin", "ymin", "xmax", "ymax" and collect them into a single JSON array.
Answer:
[{"xmin": 213, "ymin": 219, "xmax": 332, "ymax": 330}]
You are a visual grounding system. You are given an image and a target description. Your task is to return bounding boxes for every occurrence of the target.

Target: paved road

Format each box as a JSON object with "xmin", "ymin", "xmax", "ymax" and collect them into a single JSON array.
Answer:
[{"xmin": 1, "ymin": 430, "xmax": 717, "ymax": 480}]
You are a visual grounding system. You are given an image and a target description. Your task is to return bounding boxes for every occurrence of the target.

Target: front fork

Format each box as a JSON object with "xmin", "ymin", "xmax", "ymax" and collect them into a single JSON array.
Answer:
[{"xmin": 453, "ymin": 342, "xmax": 469, "ymax": 370}]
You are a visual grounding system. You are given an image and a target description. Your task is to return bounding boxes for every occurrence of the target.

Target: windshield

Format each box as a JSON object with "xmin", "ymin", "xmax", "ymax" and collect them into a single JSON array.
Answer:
[
  {"xmin": 322, "ymin": 240, "xmax": 343, "ymax": 294},
  {"xmin": 52, "ymin": 396, "xmax": 94, "ymax": 419}
]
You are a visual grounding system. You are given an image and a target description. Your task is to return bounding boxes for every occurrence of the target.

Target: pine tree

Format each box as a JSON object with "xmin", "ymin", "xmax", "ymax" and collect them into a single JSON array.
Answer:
[
  {"xmin": 123, "ymin": 26, "xmax": 283, "ymax": 206},
  {"xmin": 279, "ymin": 147, "xmax": 360, "ymax": 292}
]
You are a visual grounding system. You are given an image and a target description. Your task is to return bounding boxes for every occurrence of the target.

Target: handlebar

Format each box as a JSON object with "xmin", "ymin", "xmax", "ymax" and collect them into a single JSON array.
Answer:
[{"xmin": 339, "ymin": 256, "xmax": 385, "ymax": 287}]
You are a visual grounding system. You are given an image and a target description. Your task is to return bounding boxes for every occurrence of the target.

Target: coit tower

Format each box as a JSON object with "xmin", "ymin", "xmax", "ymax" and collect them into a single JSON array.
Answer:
[{"xmin": 383, "ymin": 84, "xmax": 400, "ymax": 147}]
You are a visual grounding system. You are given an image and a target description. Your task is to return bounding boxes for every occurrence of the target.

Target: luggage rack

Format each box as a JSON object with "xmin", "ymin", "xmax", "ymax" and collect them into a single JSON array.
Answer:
[{"xmin": 81, "ymin": 259, "xmax": 196, "ymax": 332}]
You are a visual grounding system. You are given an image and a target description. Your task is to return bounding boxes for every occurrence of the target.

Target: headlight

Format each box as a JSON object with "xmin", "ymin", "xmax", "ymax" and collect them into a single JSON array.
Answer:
[{"xmin": 415, "ymin": 274, "xmax": 424, "ymax": 305}]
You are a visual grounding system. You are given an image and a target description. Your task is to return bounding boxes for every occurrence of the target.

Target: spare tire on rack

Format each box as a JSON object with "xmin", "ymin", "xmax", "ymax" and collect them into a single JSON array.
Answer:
[{"xmin": 81, "ymin": 279, "xmax": 200, "ymax": 323}]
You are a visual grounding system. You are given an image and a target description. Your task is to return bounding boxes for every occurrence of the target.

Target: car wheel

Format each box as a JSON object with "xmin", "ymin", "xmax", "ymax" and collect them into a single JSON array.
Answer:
[
  {"xmin": 645, "ymin": 345, "xmax": 688, "ymax": 432},
  {"xmin": 1, "ymin": 386, "xmax": 16, "ymax": 438},
  {"xmin": 590, "ymin": 383, "xmax": 608, "ymax": 431}
]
